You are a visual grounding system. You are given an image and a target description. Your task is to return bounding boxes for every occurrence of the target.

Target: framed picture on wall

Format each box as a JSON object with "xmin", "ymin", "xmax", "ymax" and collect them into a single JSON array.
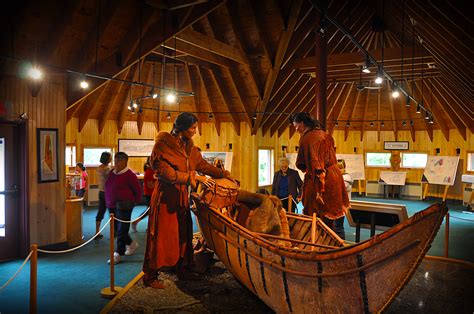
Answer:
[
  {"xmin": 118, "ymin": 139, "xmax": 155, "ymax": 157},
  {"xmin": 37, "ymin": 128, "xmax": 59, "ymax": 183}
]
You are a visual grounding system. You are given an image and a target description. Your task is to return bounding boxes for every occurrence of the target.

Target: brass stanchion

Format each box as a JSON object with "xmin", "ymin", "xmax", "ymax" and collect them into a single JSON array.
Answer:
[
  {"xmin": 101, "ymin": 214, "xmax": 123, "ymax": 298},
  {"xmin": 30, "ymin": 244, "xmax": 37, "ymax": 314},
  {"xmin": 444, "ymin": 211, "xmax": 450, "ymax": 258}
]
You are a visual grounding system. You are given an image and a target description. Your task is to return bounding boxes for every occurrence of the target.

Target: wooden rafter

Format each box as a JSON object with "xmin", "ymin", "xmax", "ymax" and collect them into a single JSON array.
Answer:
[
  {"xmin": 195, "ymin": 66, "xmax": 221, "ymax": 135},
  {"xmin": 184, "ymin": 63, "xmax": 202, "ymax": 133},
  {"xmin": 387, "ymin": 85, "xmax": 399, "ymax": 141},
  {"xmin": 117, "ymin": 62, "xmax": 143, "ymax": 134},
  {"xmin": 344, "ymin": 91, "xmax": 360, "ymax": 141},
  {"xmin": 248, "ymin": 1, "xmax": 274, "ymax": 65},
  {"xmin": 99, "ymin": 69, "xmax": 130, "ymax": 134},
  {"xmin": 223, "ymin": 67, "xmax": 253, "ymax": 127},
  {"xmin": 411, "ymin": 81, "xmax": 434, "ymax": 142},
  {"xmin": 137, "ymin": 63, "xmax": 153, "ymax": 135},
  {"xmin": 78, "ymin": 84, "xmax": 107, "ymax": 133},
  {"xmin": 208, "ymin": 67, "xmax": 241, "ymax": 135},
  {"xmin": 328, "ymin": 83, "xmax": 353, "ymax": 135},
  {"xmin": 252, "ymin": 0, "xmax": 303, "ymax": 134},
  {"xmin": 278, "ymin": 87, "xmax": 316, "ymax": 138},
  {"xmin": 360, "ymin": 89, "xmax": 371, "ymax": 141}
]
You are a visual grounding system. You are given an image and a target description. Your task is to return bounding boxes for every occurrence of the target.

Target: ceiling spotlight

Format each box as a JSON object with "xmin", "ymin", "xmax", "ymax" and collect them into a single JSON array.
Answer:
[
  {"xmin": 80, "ymin": 79, "xmax": 89, "ymax": 89},
  {"xmin": 138, "ymin": 106, "xmax": 143, "ymax": 114},
  {"xmin": 28, "ymin": 67, "xmax": 43, "ymax": 80},
  {"xmin": 166, "ymin": 111, "xmax": 171, "ymax": 119},
  {"xmin": 208, "ymin": 113, "xmax": 213, "ymax": 120},
  {"xmin": 370, "ymin": 121, "xmax": 374, "ymax": 127},
  {"xmin": 166, "ymin": 92, "xmax": 176, "ymax": 103},
  {"xmin": 374, "ymin": 68, "xmax": 383, "ymax": 85},
  {"xmin": 416, "ymin": 104, "xmax": 421, "ymax": 114},
  {"xmin": 425, "ymin": 111, "xmax": 430, "ymax": 120},
  {"xmin": 132, "ymin": 102, "xmax": 138, "ymax": 109},
  {"xmin": 402, "ymin": 120, "xmax": 407, "ymax": 127},
  {"xmin": 252, "ymin": 113, "xmax": 257, "ymax": 120},
  {"xmin": 346, "ymin": 121, "xmax": 350, "ymax": 127},
  {"xmin": 335, "ymin": 121, "xmax": 339, "ymax": 127},
  {"xmin": 362, "ymin": 55, "xmax": 371, "ymax": 73},
  {"xmin": 127, "ymin": 105, "xmax": 132, "ymax": 111},
  {"xmin": 406, "ymin": 96, "xmax": 411, "ymax": 107},
  {"xmin": 410, "ymin": 120, "xmax": 414, "ymax": 126},
  {"xmin": 429, "ymin": 115, "xmax": 434, "ymax": 124},
  {"xmin": 391, "ymin": 85, "xmax": 400, "ymax": 98},
  {"xmin": 381, "ymin": 121, "xmax": 385, "ymax": 127}
]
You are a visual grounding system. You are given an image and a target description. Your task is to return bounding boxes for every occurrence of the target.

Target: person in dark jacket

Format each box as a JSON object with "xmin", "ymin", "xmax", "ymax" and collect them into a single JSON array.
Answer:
[{"xmin": 271, "ymin": 156, "xmax": 302, "ymax": 212}]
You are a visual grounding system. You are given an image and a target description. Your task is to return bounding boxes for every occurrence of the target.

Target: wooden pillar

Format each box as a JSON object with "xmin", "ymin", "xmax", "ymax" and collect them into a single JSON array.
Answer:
[{"xmin": 314, "ymin": 31, "xmax": 327, "ymax": 130}]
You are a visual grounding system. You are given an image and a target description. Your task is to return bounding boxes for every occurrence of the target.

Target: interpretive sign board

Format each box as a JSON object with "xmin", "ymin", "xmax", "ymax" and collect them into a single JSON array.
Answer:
[
  {"xmin": 423, "ymin": 156, "xmax": 460, "ymax": 186},
  {"xmin": 336, "ymin": 154, "xmax": 366, "ymax": 180},
  {"xmin": 380, "ymin": 171, "xmax": 407, "ymax": 185},
  {"xmin": 201, "ymin": 152, "xmax": 233, "ymax": 172},
  {"xmin": 118, "ymin": 139, "xmax": 155, "ymax": 157}
]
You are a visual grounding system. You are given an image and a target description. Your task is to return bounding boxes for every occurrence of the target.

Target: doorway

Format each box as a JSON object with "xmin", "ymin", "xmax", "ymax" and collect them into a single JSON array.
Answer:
[{"xmin": 0, "ymin": 121, "xmax": 28, "ymax": 261}]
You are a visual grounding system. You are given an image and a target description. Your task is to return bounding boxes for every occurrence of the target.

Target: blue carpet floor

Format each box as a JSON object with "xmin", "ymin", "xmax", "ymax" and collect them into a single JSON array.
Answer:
[{"xmin": 0, "ymin": 197, "xmax": 473, "ymax": 314}]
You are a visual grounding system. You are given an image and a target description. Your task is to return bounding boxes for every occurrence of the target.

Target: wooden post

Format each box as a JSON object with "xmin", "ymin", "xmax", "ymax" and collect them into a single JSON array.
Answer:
[
  {"xmin": 288, "ymin": 195, "xmax": 293, "ymax": 213},
  {"xmin": 101, "ymin": 214, "xmax": 122, "ymax": 298},
  {"xmin": 358, "ymin": 180, "xmax": 363, "ymax": 196},
  {"xmin": 442, "ymin": 185, "xmax": 449, "ymax": 202},
  {"xmin": 29, "ymin": 244, "xmax": 37, "ymax": 314},
  {"xmin": 423, "ymin": 183, "xmax": 430, "ymax": 200},
  {"xmin": 310, "ymin": 213, "xmax": 317, "ymax": 251},
  {"xmin": 444, "ymin": 211, "xmax": 450, "ymax": 258}
]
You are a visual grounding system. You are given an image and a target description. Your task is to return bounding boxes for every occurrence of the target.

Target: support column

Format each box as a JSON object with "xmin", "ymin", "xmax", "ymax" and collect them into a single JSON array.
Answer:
[{"xmin": 314, "ymin": 30, "xmax": 327, "ymax": 130}]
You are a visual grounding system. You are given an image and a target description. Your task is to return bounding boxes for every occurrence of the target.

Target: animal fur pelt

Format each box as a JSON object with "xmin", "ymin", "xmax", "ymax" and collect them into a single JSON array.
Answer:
[{"xmin": 237, "ymin": 190, "xmax": 283, "ymax": 236}]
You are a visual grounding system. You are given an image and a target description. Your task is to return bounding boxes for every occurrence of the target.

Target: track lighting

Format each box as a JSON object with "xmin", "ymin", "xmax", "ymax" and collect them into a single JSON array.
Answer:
[
  {"xmin": 416, "ymin": 104, "xmax": 421, "ymax": 114},
  {"xmin": 166, "ymin": 111, "xmax": 171, "ymax": 119},
  {"xmin": 80, "ymin": 79, "xmax": 89, "ymax": 89},
  {"xmin": 374, "ymin": 68, "xmax": 383, "ymax": 85},
  {"xmin": 335, "ymin": 121, "xmax": 339, "ymax": 127},
  {"xmin": 252, "ymin": 113, "xmax": 257, "ymax": 120},
  {"xmin": 208, "ymin": 113, "xmax": 213, "ymax": 120},
  {"xmin": 402, "ymin": 120, "xmax": 407, "ymax": 127},
  {"xmin": 150, "ymin": 88, "xmax": 158, "ymax": 99},
  {"xmin": 381, "ymin": 121, "xmax": 385, "ymax": 127},
  {"xmin": 425, "ymin": 111, "xmax": 430, "ymax": 120},
  {"xmin": 429, "ymin": 115, "xmax": 434, "ymax": 124},
  {"xmin": 166, "ymin": 92, "xmax": 176, "ymax": 104},
  {"xmin": 362, "ymin": 55, "xmax": 371, "ymax": 73},
  {"xmin": 410, "ymin": 120, "xmax": 414, "ymax": 126},
  {"xmin": 370, "ymin": 121, "xmax": 374, "ymax": 127},
  {"xmin": 391, "ymin": 88, "xmax": 400, "ymax": 98},
  {"xmin": 406, "ymin": 96, "xmax": 411, "ymax": 107},
  {"xmin": 346, "ymin": 121, "xmax": 350, "ymax": 127},
  {"xmin": 28, "ymin": 66, "xmax": 43, "ymax": 80}
]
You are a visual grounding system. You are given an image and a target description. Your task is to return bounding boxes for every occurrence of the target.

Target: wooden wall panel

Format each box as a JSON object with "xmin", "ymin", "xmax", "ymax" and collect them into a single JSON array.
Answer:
[
  {"xmin": 67, "ymin": 118, "xmax": 473, "ymax": 203},
  {"xmin": 0, "ymin": 77, "xmax": 67, "ymax": 246}
]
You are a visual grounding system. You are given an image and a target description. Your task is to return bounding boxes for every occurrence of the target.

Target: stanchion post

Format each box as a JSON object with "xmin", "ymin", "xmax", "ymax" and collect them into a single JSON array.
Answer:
[
  {"xmin": 101, "ymin": 214, "xmax": 123, "ymax": 298},
  {"xmin": 444, "ymin": 211, "xmax": 450, "ymax": 258},
  {"xmin": 310, "ymin": 213, "xmax": 317, "ymax": 251},
  {"xmin": 288, "ymin": 195, "xmax": 293, "ymax": 213},
  {"xmin": 30, "ymin": 244, "xmax": 37, "ymax": 314}
]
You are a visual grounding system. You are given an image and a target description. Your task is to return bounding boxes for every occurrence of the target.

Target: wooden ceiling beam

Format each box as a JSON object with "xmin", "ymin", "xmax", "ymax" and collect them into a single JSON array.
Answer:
[
  {"xmin": 264, "ymin": 75, "xmax": 312, "ymax": 136},
  {"xmin": 411, "ymin": 81, "xmax": 434, "ymax": 142},
  {"xmin": 260, "ymin": 70, "xmax": 301, "ymax": 128},
  {"xmin": 252, "ymin": 0, "xmax": 303, "ymax": 134},
  {"xmin": 67, "ymin": 0, "xmax": 225, "ymax": 112},
  {"xmin": 66, "ymin": 99, "xmax": 84, "ymax": 125},
  {"xmin": 224, "ymin": 67, "xmax": 253, "ymax": 128},
  {"xmin": 247, "ymin": 1, "xmax": 275, "ymax": 65},
  {"xmin": 326, "ymin": 84, "xmax": 347, "ymax": 132},
  {"xmin": 137, "ymin": 63, "xmax": 153, "ymax": 135},
  {"xmin": 293, "ymin": 46, "xmax": 426, "ymax": 70},
  {"xmin": 117, "ymin": 62, "xmax": 143, "ymax": 134},
  {"xmin": 196, "ymin": 66, "xmax": 221, "ymax": 135},
  {"xmin": 360, "ymin": 89, "xmax": 371, "ymax": 142},
  {"xmin": 328, "ymin": 83, "xmax": 353, "ymax": 136},
  {"xmin": 177, "ymin": 29, "xmax": 247, "ymax": 65},
  {"xmin": 208, "ymin": 67, "xmax": 241, "ymax": 136},
  {"xmin": 184, "ymin": 63, "xmax": 202, "ymax": 133},
  {"xmin": 99, "ymin": 69, "xmax": 130, "ymax": 134},
  {"xmin": 271, "ymin": 81, "xmax": 315, "ymax": 138},
  {"xmin": 344, "ymin": 91, "xmax": 361, "ymax": 141},
  {"xmin": 78, "ymin": 85, "xmax": 108, "ymax": 133},
  {"xmin": 277, "ymin": 89, "xmax": 316, "ymax": 138},
  {"xmin": 387, "ymin": 86, "xmax": 399, "ymax": 141}
]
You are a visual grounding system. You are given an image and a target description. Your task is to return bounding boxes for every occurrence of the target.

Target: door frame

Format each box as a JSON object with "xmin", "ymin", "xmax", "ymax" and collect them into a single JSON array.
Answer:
[{"xmin": 1, "ymin": 118, "xmax": 29, "ymax": 257}]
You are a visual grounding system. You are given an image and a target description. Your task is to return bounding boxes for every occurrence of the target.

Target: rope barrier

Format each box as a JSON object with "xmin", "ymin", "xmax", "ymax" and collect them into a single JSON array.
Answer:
[
  {"xmin": 38, "ymin": 218, "xmax": 112, "ymax": 254},
  {"xmin": 449, "ymin": 215, "xmax": 474, "ymax": 222},
  {"xmin": 0, "ymin": 250, "xmax": 33, "ymax": 292},
  {"xmin": 113, "ymin": 206, "xmax": 150, "ymax": 223}
]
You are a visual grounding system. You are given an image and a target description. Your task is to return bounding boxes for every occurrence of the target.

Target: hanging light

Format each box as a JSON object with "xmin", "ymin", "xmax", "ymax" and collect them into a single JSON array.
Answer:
[
  {"xmin": 166, "ymin": 111, "xmax": 171, "ymax": 119},
  {"xmin": 375, "ymin": 68, "xmax": 383, "ymax": 84},
  {"xmin": 391, "ymin": 83, "xmax": 400, "ymax": 98},
  {"xmin": 28, "ymin": 66, "xmax": 43, "ymax": 80},
  {"xmin": 416, "ymin": 104, "xmax": 421, "ymax": 113}
]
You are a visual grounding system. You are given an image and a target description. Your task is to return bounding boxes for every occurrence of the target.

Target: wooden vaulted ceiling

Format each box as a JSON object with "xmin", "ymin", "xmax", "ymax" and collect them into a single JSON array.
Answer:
[{"xmin": 1, "ymin": 0, "xmax": 473, "ymax": 141}]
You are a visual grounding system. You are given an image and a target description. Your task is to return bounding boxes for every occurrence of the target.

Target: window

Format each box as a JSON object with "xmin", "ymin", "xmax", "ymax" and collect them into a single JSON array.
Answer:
[
  {"xmin": 401, "ymin": 152, "xmax": 428, "ymax": 168},
  {"xmin": 83, "ymin": 147, "xmax": 113, "ymax": 167},
  {"xmin": 65, "ymin": 145, "xmax": 76, "ymax": 167},
  {"xmin": 468, "ymin": 152, "xmax": 474, "ymax": 171},
  {"xmin": 258, "ymin": 149, "xmax": 274, "ymax": 187},
  {"xmin": 365, "ymin": 152, "xmax": 391, "ymax": 167}
]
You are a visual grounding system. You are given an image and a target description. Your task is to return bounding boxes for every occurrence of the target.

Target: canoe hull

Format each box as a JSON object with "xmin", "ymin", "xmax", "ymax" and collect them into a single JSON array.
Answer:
[{"xmin": 193, "ymin": 198, "xmax": 446, "ymax": 313}]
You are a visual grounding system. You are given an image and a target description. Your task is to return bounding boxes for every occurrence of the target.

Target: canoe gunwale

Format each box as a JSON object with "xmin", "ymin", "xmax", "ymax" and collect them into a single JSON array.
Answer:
[{"xmin": 210, "ymin": 222, "xmax": 421, "ymax": 278}]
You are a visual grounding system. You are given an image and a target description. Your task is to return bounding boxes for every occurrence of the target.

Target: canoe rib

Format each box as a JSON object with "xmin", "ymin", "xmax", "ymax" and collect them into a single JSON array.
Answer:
[{"xmin": 193, "ymin": 196, "xmax": 446, "ymax": 313}]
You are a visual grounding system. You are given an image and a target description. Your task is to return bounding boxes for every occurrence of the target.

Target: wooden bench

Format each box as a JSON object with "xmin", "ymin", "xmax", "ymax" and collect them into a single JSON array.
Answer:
[{"xmin": 346, "ymin": 200, "xmax": 409, "ymax": 242}]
